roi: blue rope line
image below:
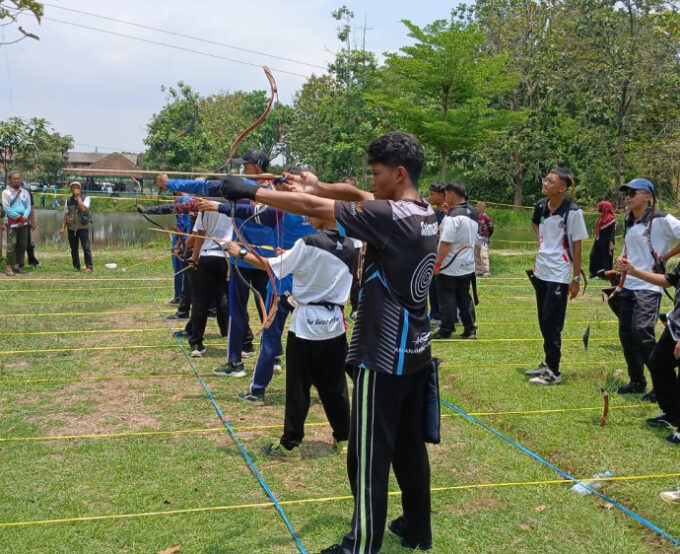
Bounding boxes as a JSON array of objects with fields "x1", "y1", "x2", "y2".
[
  {"x1": 440, "y1": 398, "x2": 680, "y2": 548},
  {"x1": 149, "y1": 289, "x2": 307, "y2": 553}
]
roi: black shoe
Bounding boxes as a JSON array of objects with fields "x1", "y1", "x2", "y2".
[
  {"x1": 167, "y1": 313, "x2": 189, "y2": 320},
  {"x1": 28, "y1": 260, "x2": 41, "y2": 267},
  {"x1": 318, "y1": 545, "x2": 346, "y2": 554},
  {"x1": 617, "y1": 381, "x2": 646, "y2": 394},
  {"x1": 432, "y1": 328, "x2": 452, "y2": 339},
  {"x1": 641, "y1": 390, "x2": 657, "y2": 403},
  {"x1": 646, "y1": 413, "x2": 677, "y2": 428},
  {"x1": 172, "y1": 330, "x2": 189, "y2": 338},
  {"x1": 237, "y1": 389, "x2": 265, "y2": 406},
  {"x1": 14, "y1": 267, "x2": 29, "y2": 274},
  {"x1": 460, "y1": 330, "x2": 477, "y2": 340},
  {"x1": 213, "y1": 362, "x2": 246, "y2": 377},
  {"x1": 666, "y1": 431, "x2": 680, "y2": 445},
  {"x1": 387, "y1": 516, "x2": 432, "y2": 550},
  {"x1": 166, "y1": 297, "x2": 181, "y2": 305}
]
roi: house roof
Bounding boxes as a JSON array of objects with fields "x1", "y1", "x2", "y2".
[
  {"x1": 67, "y1": 152, "x2": 139, "y2": 165},
  {"x1": 72, "y1": 153, "x2": 144, "y2": 178}
]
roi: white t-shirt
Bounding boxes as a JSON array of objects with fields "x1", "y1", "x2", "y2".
[
  {"x1": 193, "y1": 211, "x2": 233, "y2": 258},
  {"x1": 623, "y1": 208, "x2": 680, "y2": 293},
  {"x1": 269, "y1": 230, "x2": 355, "y2": 340},
  {"x1": 439, "y1": 203, "x2": 478, "y2": 276},
  {"x1": 532, "y1": 198, "x2": 588, "y2": 284}
]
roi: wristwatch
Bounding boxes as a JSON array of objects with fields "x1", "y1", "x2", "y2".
[
  {"x1": 238, "y1": 247, "x2": 248, "y2": 259},
  {"x1": 572, "y1": 275, "x2": 581, "y2": 282}
]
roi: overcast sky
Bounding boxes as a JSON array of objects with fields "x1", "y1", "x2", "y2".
[{"x1": 1, "y1": 1, "x2": 459, "y2": 154}]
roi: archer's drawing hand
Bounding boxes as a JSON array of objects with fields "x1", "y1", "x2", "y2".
[
  {"x1": 616, "y1": 257, "x2": 635, "y2": 273},
  {"x1": 156, "y1": 174, "x2": 168, "y2": 192}
]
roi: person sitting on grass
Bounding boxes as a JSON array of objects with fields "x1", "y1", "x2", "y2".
[
  {"x1": 616, "y1": 256, "x2": 680, "y2": 446},
  {"x1": 225, "y1": 216, "x2": 355, "y2": 458}
]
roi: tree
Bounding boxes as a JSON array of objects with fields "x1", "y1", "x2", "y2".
[
  {"x1": 0, "y1": 117, "x2": 50, "y2": 177},
  {"x1": 143, "y1": 83, "x2": 212, "y2": 171},
  {"x1": 0, "y1": 1, "x2": 42, "y2": 43},
  {"x1": 373, "y1": 17, "x2": 525, "y2": 180},
  {"x1": 288, "y1": 6, "x2": 381, "y2": 182}
]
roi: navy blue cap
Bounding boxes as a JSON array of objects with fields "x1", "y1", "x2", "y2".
[
  {"x1": 232, "y1": 148, "x2": 269, "y2": 171},
  {"x1": 619, "y1": 178, "x2": 654, "y2": 195}
]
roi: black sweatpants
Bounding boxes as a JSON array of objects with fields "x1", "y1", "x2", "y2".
[
  {"x1": 533, "y1": 276, "x2": 568, "y2": 375},
  {"x1": 341, "y1": 366, "x2": 432, "y2": 554},
  {"x1": 280, "y1": 331, "x2": 350, "y2": 449},
  {"x1": 646, "y1": 327, "x2": 680, "y2": 427},
  {"x1": 608, "y1": 288, "x2": 661, "y2": 385},
  {"x1": 189, "y1": 256, "x2": 229, "y2": 348},
  {"x1": 436, "y1": 272, "x2": 476, "y2": 334}
]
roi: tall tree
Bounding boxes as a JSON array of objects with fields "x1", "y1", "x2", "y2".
[
  {"x1": 288, "y1": 6, "x2": 381, "y2": 183},
  {"x1": 0, "y1": 0, "x2": 42, "y2": 42},
  {"x1": 0, "y1": 117, "x2": 50, "y2": 177},
  {"x1": 374, "y1": 17, "x2": 525, "y2": 180}
]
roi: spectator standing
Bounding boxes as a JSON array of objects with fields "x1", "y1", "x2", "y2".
[
  {"x1": 59, "y1": 181, "x2": 93, "y2": 272},
  {"x1": 525, "y1": 168, "x2": 588, "y2": 386},
  {"x1": 474, "y1": 201, "x2": 494, "y2": 277},
  {"x1": 589, "y1": 200, "x2": 617, "y2": 278},
  {"x1": 2, "y1": 171, "x2": 31, "y2": 276}
]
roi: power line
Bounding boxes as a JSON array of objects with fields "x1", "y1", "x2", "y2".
[
  {"x1": 43, "y1": 16, "x2": 312, "y2": 79},
  {"x1": 42, "y1": 3, "x2": 327, "y2": 71}
]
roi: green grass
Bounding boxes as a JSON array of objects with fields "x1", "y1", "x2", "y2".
[{"x1": 1, "y1": 244, "x2": 679, "y2": 553}]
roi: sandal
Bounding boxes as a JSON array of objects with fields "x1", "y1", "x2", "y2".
[{"x1": 5, "y1": 268, "x2": 14, "y2": 277}]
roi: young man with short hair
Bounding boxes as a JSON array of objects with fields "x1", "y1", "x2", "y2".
[
  {"x1": 610, "y1": 178, "x2": 680, "y2": 399},
  {"x1": 525, "y1": 168, "x2": 588, "y2": 386},
  {"x1": 433, "y1": 181, "x2": 479, "y2": 340},
  {"x1": 225, "y1": 216, "x2": 354, "y2": 455},
  {"x1": 220, "y1": 132, "x2": 436, "y2": 553}
]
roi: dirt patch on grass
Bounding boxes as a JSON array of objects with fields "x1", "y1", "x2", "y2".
[{"x1": 27, "y1": 379, "x2": 160, "y2": 436}]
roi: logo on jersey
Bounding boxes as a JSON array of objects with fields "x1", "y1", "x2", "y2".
[
  {"x1": 410, "y1": 253, "x2": 436, "y2": 302},
  {"x1": 421, "y1": 221, "x2": 438, "y2": 236},
  {"x1": 351, "y1": 202, "x2": 365, "y2": 216}
]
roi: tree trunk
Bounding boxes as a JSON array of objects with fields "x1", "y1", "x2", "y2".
[
  {"x1": 440, "y1": 149, "x2": 447, "y2": 181},
  {"x1": 513, "y1": 177, "x2": 522, "y2": 206}
]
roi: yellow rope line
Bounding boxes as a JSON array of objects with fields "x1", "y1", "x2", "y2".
[
  {"x1": 0, "y1": 285, "x2": 172, "y2": 293},
  {"x1": 2, "y1": 327, "x2": 173, "y2": 337},
  {"x1": 0, "y1": 404, "x2": 654, "y2": 443},
  {"x1": 4, "y1": 310, "x2": 160, "y2": 318},
  {"x1": 0, "y1": 373, "x2": 190, "y2": 385},
  {"x1": 1, "y1": 472, "x2": 677, "y2": 528},
  {"x1": 4, "y1": 277, "x2": 172, "y2": 282}
]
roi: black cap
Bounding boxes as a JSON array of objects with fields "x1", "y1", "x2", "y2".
[
  {"x1": 232, "y1": 148, "x2": 269, "y2": 171},
  {"x1": 429, "y1": 182, "x2": 445, "y2": 193}
]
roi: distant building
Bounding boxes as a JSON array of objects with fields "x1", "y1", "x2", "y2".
[
  {"x1": 64, "y1": 152, "x2": 144, "y2": 193},
  {"x1": 66, "y1": 152, "x2": 139, "y2": 169}
]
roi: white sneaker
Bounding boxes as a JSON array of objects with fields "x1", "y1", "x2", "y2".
[
  {"x1": 273, "y1": 357, "x2": 283, "y2": 373},
  {"x1": 529, "y1": 369, "x2": 562, "y2": 386},
  {"x1": 660, "y1": 488, "x2": 680, "y2": 503},
  {"x1": 525, "y1": 362, "x2": 550, "y2": 376},
  {"x1": 190, "y1": 346, "x2": 206, "y2": 358}
]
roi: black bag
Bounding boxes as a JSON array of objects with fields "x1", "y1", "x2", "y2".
[
  {"x1": 78, "y1": 211, "x2": 92, "y2": 225},
  {"x1": 423, "y1": 357, "x2": 441, "y2": 444}
]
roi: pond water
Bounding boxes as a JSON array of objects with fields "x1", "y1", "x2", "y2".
[
  {"x1": 32, "y1": 209, "x2": 176, "y2": 247},
  {"x1": 29, "y1": 208, "x2": 540, "y2": 248}
]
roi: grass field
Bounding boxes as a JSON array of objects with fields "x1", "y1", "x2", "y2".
[{"x1": 1, "y1": 244, "x2": 679, "y2": 553}]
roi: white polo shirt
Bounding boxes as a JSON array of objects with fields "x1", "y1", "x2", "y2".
[
  {"x1": 623, "y1": 207, "x2": 680, "y2": 293},
  {"x1": 193, "y1": 211, "x2": 233, "y2": 258},
  {"x1": 439, "y1": 202, "x2": 478, "y2": 276},
  {"x1": 532, "y1": 198, "x2": 588, "y2": 284}
]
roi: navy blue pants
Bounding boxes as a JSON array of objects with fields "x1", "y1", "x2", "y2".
[
  {"x1": 227, "y1": 265, "x2": 269, "y2": 364},
  {"x1": 249, "y1": 294, "x2": 292, "y2": 395},
  {"x1": 172, "y1": 238, "x2": 185, "y2": 299}
]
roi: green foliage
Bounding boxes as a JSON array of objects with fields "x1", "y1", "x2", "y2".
[
  {"x1": 287, "y1": 8, "x2": 381, "y2": 183},
  {"x1": 372, "y1": 18, "x2": 525, "y2": 179},
  {"x1": 0, "y1": 117, "x2": 51, "y2": 177}
]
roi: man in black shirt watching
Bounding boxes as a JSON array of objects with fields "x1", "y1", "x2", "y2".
[{"x1": 220, "y1": 132, "x2": 437, "y2": 553}]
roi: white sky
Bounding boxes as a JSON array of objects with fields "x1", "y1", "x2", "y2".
[{"x1": 1, "y1": 1, "x2": 458, "y2": 153}]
